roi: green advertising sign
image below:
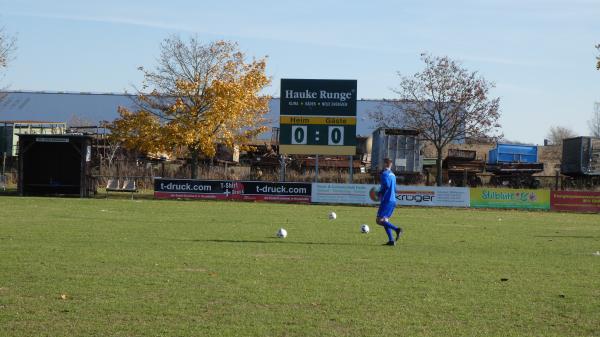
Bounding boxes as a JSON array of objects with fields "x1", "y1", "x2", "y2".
[
  {"x1": 280, "y1": 79, "x2": 357, "y2": 116},
  {"x1": 470, "y1": 188, "x2": 550, "y2": 210}
]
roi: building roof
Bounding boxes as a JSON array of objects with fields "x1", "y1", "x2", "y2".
[
  {"x1": 0, "y1": 120, "x2": 66, "y2": 124},
  {"x1": 0, "y1": 91, "x2": 403, "y2": 140},
  {"x1": 0, "y1": 91, "x2": 137, "y2": 125},
  {"x1": 17, "y1": 133, "x2": 92, "y2": 139}
]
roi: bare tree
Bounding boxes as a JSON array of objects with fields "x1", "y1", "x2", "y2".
[
  {"x1": 589, "y1": 103, "x2": 600, "y2": 138},
  {"x1": 546, "y1": 126, "x2": 577, "y2": 145},
  {"x1": 0, "y1": 25, "x2": 16, "y2": 101},
  {"x1": 0, "y1": 26, "x2": 15, "y2": 68},
  {"x1": 596, "y1": 44, "x2": 599, "y2": 70},
  {"x1": 371, "y1": 54, "x2": 500, "y2": 186},
  {"x1": 68, "y1": 114, "x2": 96, "y2": 128}
]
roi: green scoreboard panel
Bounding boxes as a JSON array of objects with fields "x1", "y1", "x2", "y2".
[{"x1": 279, "y1": 79, "x2": 357, "y2": 155}]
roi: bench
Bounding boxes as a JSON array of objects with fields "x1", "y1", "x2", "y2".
[{"x1": 106, "y1": 178, "x2": 138, "y2": 199}]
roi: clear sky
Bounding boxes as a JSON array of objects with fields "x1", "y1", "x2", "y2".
[{"x1": 1, "y1": 0, "x2": 598, "y2": 144}]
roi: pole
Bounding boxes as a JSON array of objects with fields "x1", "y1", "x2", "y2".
[
  {"x1": 349, "y1": 155, "x2": 353, "y2": 183},
  {"x1": 315, "y1": 154, "x2": 319, "y2": 182},
  {"x1": 279, "y1": 154, "x2": 285, "y2": 182},
  {"x1": 1, "y1": 152, "x2": 5, "y2": 191}
]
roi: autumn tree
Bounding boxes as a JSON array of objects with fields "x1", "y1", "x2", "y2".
[
  {"x1": 589, "y1": 103, "x2": 600, "y2": 138},
  {"x1": 371, "y1": 54, "x2": 500, "y2": 186},
  {"x1": 109, "y1": 36, "x2": 270, "y2": 178},
  {"x1": 546, "y1": 126, "x2": 577, "y2": 145}
]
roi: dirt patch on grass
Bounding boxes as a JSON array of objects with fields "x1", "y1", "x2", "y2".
[{"x1": 178, "y1": 268, "x2": 208, "y2": 272}]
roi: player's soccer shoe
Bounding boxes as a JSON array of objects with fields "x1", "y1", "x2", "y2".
[
  {"x1": 395, "y1": 228, "x2": 403, "y2": 241},
  {"x1": 383, "y1": 241, "x2": 395, "y2": 246}
]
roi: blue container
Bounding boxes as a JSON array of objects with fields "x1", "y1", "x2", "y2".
[{"x1": 488, "y1": 144, "x2": 538, "y2": 164}]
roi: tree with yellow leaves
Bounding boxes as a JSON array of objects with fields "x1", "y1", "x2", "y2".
[{"x1": 109, "y1": 36, "x2": 270, "y2": 178}]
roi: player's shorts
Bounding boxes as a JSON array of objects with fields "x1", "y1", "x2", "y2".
[{"x1": 377, "y1": 202, "x2": 396, "y2": 218}]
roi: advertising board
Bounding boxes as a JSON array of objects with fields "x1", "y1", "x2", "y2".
[
  {"x1": 551, "y1": 191, "x2": 600, "y2": 213},
  {"x1": 394, "y1": 186, "x2": 470, "y2": 207},
  {"x1": 470, "y1": 188, "x2": 550, "y2": 210},
  {"x1": 311, "y1": 183, "x2": 372, "y2": 204},
  {"x1": 154, "y1": 178, "x2": 311, "y2": 202},
  {"x1": 311, "y1": 183, "x2": 470, "y2": 207}
]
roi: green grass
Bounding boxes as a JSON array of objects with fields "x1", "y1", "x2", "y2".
[{"x1": 0, "y1": 197, "x2": 599, "y2": 337}]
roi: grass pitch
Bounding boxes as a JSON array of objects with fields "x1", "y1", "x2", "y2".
[{"x1": 0, "y1": 197, "x2": 599, "y2": 337}]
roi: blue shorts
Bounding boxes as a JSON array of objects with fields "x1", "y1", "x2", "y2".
[{"x1": 377, "y1": 202, "x2": 396, "y2": 218}]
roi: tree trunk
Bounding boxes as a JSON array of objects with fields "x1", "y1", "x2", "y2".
[
  {"x1": 190, "y1": 150, "x2": 199, "y2": 179},
  {"x1": 436, "y1": 148, "x2": 444, "y2": 186}
]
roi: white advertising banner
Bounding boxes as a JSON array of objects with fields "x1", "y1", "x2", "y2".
[
  {"x1": 394, "y1": 186, "x2": 470, "y2": 207},
  {"x1": 311, "y1": 183, "x2": 373, "y2": 204},
  {"x1": 311, "y1": 183, "x2": 470, "y2": 207}
]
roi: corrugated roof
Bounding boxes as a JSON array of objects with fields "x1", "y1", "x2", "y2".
[
  {"x1": 0, "y1": 91, "x2": 406, "y2": 139},
  {"x1": 0, "y1": 120, "x2": 65, "y2": 124}
]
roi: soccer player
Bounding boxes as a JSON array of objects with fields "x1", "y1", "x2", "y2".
[{"x1": 376, "y1": 158, "x2": 403, "y2": 246}]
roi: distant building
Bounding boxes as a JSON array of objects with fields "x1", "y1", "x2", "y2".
[
  {"x1": 0, "y1": 91, "x2": 400, "y2": 140},
  {"x1": 0, "y1": 91, "x2": 138, "y2": 126},
  {"x1": 0, "y1": 121, "x2": 67, "y2": 156}
]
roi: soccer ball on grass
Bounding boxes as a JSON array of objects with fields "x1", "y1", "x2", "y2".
[
  {"x1": 328, "y1": 212, "x2": 337, "y2": 220},
  {"x1": 276, "y1": 228, "x2": 287, "y2": 238},
  {"x1": 360, "y1": 224, "x2": 370, "y2": 234}
]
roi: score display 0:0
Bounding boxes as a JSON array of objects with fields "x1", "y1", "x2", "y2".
[{"x1": 290, "y1": 125, "x2": 345, "y2": 146}]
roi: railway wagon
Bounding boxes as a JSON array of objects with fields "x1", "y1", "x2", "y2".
[
  {"x1": 443, "y1": 149, "x2": 485, "y2": 187},
  {"x1": 371, "y1": 128, "x2": 422, "y2": 184},
  {"x1": 486, "y1": 143, "x2": 544, "y2": 188},
  {"x1": 561, "y1": 136, "x2": 600, "y2": 187}
]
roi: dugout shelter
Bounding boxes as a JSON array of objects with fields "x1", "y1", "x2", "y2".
[{"x1": 18, "y1": 134, "x2": 93, "y2": 197}]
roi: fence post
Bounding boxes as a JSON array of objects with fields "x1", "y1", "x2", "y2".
[
  {"x1": 279, "y1": 155, "x2": 285, "y2": 182},
  {"x1": 315, "y1": 155, "x2": 319, "y2": 183},
  {"x1": 349, "y1": 155, "x2": 353, "y2": 183}
]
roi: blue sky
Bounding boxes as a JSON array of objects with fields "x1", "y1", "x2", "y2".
[{"x1": 1, "y1": 0, "x2": 598, "y2": 143}]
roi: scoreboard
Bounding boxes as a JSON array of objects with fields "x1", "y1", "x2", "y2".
[{"x1": 279, "y1": 79, "x2": 357, "y2": 155}]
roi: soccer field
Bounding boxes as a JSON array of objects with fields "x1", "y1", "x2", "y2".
[{"x1": 0, "y1": 197, "x2": 599, "y2": 337}]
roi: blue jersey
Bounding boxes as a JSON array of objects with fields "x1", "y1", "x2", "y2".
[{"x1": 379, "y1": 169, "x2": 396, "y2": 206}]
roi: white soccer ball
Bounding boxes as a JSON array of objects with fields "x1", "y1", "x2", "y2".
[
  {"x1": 328, "y1": 212, "x2": 337, "y2": 220},
  {"x1": 360, "y1": 224, "x2": 370, "y2": 234},
  {"x1": 276, "y1": 228, "x2": 287, "y2": 238}
]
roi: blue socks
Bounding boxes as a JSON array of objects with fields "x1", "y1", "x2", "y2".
[{"x1": 381, "y1": 221, "x2": 399, "y2": 242}]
